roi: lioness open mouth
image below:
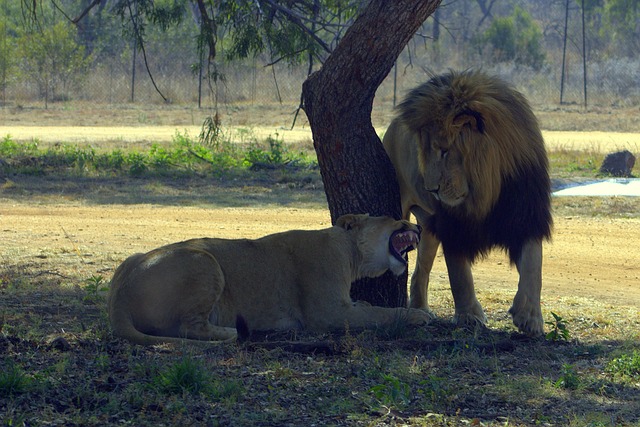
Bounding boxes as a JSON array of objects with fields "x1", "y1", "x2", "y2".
[{"x1": 389, "y1": 229, "x2": 420, "y2": 264}]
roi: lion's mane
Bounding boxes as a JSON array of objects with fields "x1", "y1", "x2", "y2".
[{"x1": 397, "y1": 70, "x2": 552, "y2": 263}]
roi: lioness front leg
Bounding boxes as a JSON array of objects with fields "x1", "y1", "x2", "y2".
[
  {"x1": 444, "y1": 251, "x2": 487, "y2": 327},
  {"x1": 509, "y1": 239, "x2": 544, "y2": 336},
  {"x1": 310, "y1": 303, "x2": 431, "y2": 331}
]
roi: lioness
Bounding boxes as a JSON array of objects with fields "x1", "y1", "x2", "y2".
[
  {"x1": 383, "y1": 70, "x2": 553, "y2": 336},
  {"x1": 108, "y1": 214, "x2": 431, "y2": 345}
]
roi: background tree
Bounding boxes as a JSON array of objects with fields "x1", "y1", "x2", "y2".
[
  {"x1": 0, "y1": 20, "x2": 16, "y2": 103},
  {"x1": 473, "y1": 5, "x2": 545, "y2": 69},
  {"x1": 13, "y1": 0, "x2": 640, "y2": 108},
  {"x1": 18, "y1": 0, "x2": 366, "y2": 105},
  {"x1": 18, "y1": 20, "x2": 91, "y2": 107},
  {"x1": 1, "y1": 1, "x2": 24, "y2": 103},
  {"x1": 583, "y1": 0, "x2": 639, "y2": 58}
]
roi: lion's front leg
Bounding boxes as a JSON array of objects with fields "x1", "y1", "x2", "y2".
[
  {"x1": 408, "y1": 229, "x2": 439, "y2": 319},
  {"x1": 509, "y1": 239, "x2": 544, "y2": 336},
  {"x1": 444, "y1": 251, "x2": 487, "y2": 327}
]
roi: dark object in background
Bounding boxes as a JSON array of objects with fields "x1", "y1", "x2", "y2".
[{"x1": 599, "y1": 150, "x2": 636, "y2": 177}]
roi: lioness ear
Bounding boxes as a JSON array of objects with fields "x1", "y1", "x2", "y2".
[
  {"x1": 336, "y1": 214, "x2": 367, "y2": 230},
  {"x1": 453, "y1": 110, "x2": 485, "y2": 134}
]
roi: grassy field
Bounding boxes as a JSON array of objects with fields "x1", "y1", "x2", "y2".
[{"x1": 1, "y1": 104, "x2": 639, "y2": 426}]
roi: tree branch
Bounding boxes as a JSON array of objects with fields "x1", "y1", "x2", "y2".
[
  {"x1": 260, "y1": 0, "x2": 332, "y2": 54},
  {"x1": 196, "y1": 0, "x2": 217, "y2": 61},
  {"x1": 73, "y1": 0, "x2": 104, "y2": 24},
  {"x1": 263, "y1": 48, "x2": 308, "y2": 67},
  {"x1": 126, "y1": 0, "x2": 169, "y2": 102}
]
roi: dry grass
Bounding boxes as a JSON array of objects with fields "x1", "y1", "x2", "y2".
[
  {"x1": 2, "y1": 100, "x2": 640, "y2": 132},
  {"x1": 534, "y1": 104, "x2": 640, "y2": 133}
]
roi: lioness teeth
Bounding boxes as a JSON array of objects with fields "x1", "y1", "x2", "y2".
[{"x1": 391, "y1": 230, "x2": 420, "y2": 256}]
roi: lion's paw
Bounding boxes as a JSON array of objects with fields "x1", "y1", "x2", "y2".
[
  {"x1": 453, "y1": 309, "x2": 488, "y2": 328},
  {"x1": 509, "y1": 306, "x2": 544, "y2": 337}
]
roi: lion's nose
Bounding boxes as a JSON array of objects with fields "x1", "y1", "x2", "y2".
[
  {"x1": 427, "y1": 185, "x2": 440, "y2": 195},
  {"x1": 427, "y1": 185, "x2": 441, "y2": 200}
]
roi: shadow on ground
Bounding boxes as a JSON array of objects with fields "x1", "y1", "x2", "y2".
[{"x1": 0, "y1": 173, "x2": 327, "y2": 208}]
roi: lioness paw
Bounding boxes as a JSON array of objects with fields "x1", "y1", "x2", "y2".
[
  {"x1": 418, "y1": 307, "x2": 437, "y2": 320},
  {"x1": 406, "y1": 308, "x2": 432, "y2": 325}
]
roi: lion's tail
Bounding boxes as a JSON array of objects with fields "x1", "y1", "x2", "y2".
[{"x1": 108, "y1": 254, "x2": 233, "y2": 347}]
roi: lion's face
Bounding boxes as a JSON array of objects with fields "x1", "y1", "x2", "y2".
[
  {"x1": 395, "y1": 70, "x2": 544, "y2": 219},
  {"x1": 418, "y1": 127, "x2": 470, "y2": 208},
  {"x1": 336, "y1": 214, "x2": 421, "y2": 277}
]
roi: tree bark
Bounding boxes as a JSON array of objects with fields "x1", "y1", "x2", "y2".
[{"x1": 302, "y1": 0, "x2": 441, "y2": 307}]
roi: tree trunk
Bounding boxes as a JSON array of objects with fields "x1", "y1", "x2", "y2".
[{"x1": 302, "y1": 0, "x2": 441, "y2": 307}]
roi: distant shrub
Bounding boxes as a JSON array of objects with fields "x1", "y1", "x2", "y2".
[{"x1": 475, "y1": 6, "x2": 545, "y2": 70}]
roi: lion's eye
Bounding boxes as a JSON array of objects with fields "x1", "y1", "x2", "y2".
[{"x1": 439, "y1": 149, "x2": 449, "y2": 160}]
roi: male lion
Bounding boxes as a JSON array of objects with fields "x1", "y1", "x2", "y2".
[
  {"x1": 383, "y1": 70, "x2": 553, "y2": 336},
  {"x1": 108, "y1": 214, "x2": 431, "y2": 346}
]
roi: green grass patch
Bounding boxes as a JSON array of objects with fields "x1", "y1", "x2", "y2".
[
  {"x1": 152, "y1": 356, "x2": 242, "y2": 399},
  {"x1": 606, "y1": 350, "x2": 640, "y2": 380},
  {"x1": 0, "y1": 130, "x2": 318, "y2": 179},
  {"x1": 547, "y1": 147, "x2": 605, "y2": 178},
  {"x1": 3, "y1": 133, "x2": 627, "y2": 184},
  {"x1": 0, "y1": 362, "x2": 34, "y2": 397}
]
